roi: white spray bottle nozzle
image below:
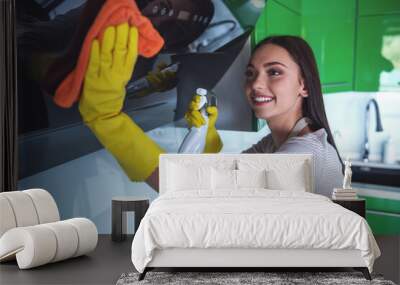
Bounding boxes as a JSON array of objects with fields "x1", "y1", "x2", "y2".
[
  {"x1": 196, "y1": 88, "x2": 208, "y2": 112},
  {"x1": 196, "y1": 88, "x2": 207, "y2": 96}
]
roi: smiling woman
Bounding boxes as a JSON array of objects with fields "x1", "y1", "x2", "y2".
[
  {"x1": 244, "y1": 44, "x2": 308, "y2": 131},
  {"x1": 240, "y1": 35, "x2": 344, "y2": 197},
  {"x1": 156, "y1": 35, "x2": 345, "y2": 197}
]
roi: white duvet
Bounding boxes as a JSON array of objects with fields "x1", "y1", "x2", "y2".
[{"x1": 131, "y1": 189, "x2": 380, "y2": 273}]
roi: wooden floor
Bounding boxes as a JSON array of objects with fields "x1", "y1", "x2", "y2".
[{"x1": 0, "y1": 235, "x2": 134, "y2": 285}]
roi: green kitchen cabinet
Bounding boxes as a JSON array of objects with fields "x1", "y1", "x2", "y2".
[
  {"x1": 363, "y1": 195, "x2": 400, "y2": 215},
  {"x1": 358, "y1": 0, "x2": 400, "y2": 16},
  {"x1": 254, "y1": 0, "x2": 356, "y2": 94},
  {"x1": 365, "y1": 211, "x2": 400, "y2": 235},
  {"x1": 358, "y1": 189, "x2": 400, "y2": 235},
  {"x1": 251, "y1": 0, "x2": 400, "y2": 130},
  {"x1": 354, "y1": 14, "x2": 400, "y2": 92},
  {"x1": 274, "y1": 0, "x2": 302, "y2": 14},
  {"x1": 301, "y1": 0, "x2": 356, "y2": 94},
  {"x1": 253, "y1": 0, "x2": 301, "y2": 44}
]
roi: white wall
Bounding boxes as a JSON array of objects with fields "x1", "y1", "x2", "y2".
[{"x1": 324, "y1": 91, "x2": 400, "y2": 163}]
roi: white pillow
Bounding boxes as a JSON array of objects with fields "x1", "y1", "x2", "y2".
[
  {"x1": 266, "y1": 162, "x2": 307, "y2": 191},
  {"x1": 237, "y1": 157, "x2": 311, "y2": 192},
  {"x1": 212, "y1": 168, "x2": 237, "y2": 190},
  {"x1": 167, "y1": 162, "x2": 212, "y2": 191},
  {"x1": 211, "y1": 168, "x2": 268, "y2": 190},
  {"x1": 236, "y1": 169, "x2": 268, "y2": 188}
]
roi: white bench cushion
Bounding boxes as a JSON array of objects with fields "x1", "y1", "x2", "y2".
[
  {"x1": 0, "y1": 189, "x2": 98, "y2": 269},
  {"x1": 0, "y1": 218, "x2": 97, "y2": 269},
  {"x1": 0, "y1": 189, "x2": 60, "y2": 237}
]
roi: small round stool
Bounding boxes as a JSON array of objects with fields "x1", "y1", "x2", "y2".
[{"x1": 111, "y1": 196, "x2": 149, "y2": 242}]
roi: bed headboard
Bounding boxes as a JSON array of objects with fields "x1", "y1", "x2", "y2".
[{"x1": 159, "y1": 153, "x2": 314, "y2": 195}]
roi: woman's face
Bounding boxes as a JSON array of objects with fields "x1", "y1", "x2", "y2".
[{"x1": 244, "y1": 43, "x2": 308, "y2": 120}]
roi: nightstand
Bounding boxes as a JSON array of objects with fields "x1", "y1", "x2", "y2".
[
  {"x1": 112, "y1": 196, "x2": 149, "y2": 242},
  {"x1": 332, "y1": 198, "x2": 366, "y2": 218}
]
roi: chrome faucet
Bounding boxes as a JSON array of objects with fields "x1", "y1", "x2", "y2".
[{"x1": 362, "y1": 98, "x2": 383, "y2": 162}]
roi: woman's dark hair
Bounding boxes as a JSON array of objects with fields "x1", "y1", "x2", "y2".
[{"x1": 253, "y1": 35, "x2": 344, "y2": 173}]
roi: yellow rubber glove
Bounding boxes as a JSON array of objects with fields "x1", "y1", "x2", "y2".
[
  {"x1": 147, "y1": 62, "x2": 177, "y2": 92},
  {"x1": 134, "y1": 62, "x2": 177, "y2": 97},
  {"x1": 184, "y1": 95, "x2": 223, "y2": 153},
  {"x1": 79, "y1": 23, "x2": 165, "y2": 181}
]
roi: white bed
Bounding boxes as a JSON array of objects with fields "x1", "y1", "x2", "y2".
[{"x1": 131, "y1": 154, "x2": 380, "y2": 280}]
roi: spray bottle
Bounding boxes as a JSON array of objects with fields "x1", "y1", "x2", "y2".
[{"x1": 178, "y1": 88, "x2": 211, "y2": 153}]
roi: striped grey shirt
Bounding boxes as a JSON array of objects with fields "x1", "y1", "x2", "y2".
[{"x1": 241, "y1": 128, "x2": 344, "y2": 198}]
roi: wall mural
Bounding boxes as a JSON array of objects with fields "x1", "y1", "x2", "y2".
[{"x1": 17, "y1": 0, "x2": 265, "y2": 178}]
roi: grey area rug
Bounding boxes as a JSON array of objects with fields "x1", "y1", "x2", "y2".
[{"x1": 116, "y1": 271, "x2": 396, "y2": 285}]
